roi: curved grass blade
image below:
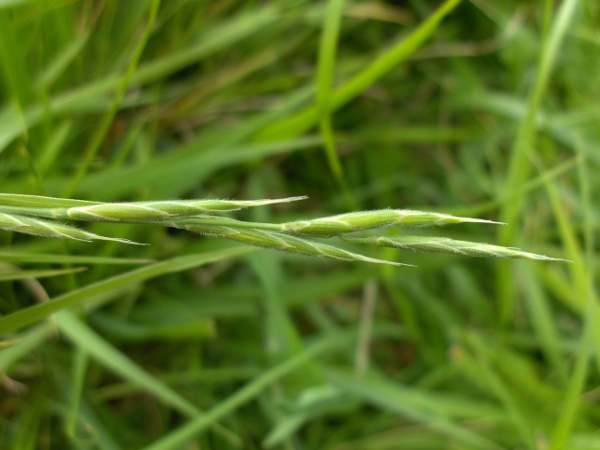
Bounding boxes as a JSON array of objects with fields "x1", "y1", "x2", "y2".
[
  {"x1": 55, "y1": 311, "x2": 241, "y2": 445},
  {"x1": 343, "y1": 235, "x2": 567, "y2": 261},
  {"x1": 327, "y1": 368, "x2": 503, "y2": 450},
  {"x1": 0, "y1": 246, "x2": 254, "y2": 336},
  {"x1": 142, "y1": 330, "x2": 365, "y2": 450},
  {"x1": 255, "y1": 0, "x2": 464, "y2": 141}
]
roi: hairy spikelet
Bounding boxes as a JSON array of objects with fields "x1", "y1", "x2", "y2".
[
  {"x1": 343, "y1": 235, "x2": 566, "y2": 261},
  {"x1": 178, "y1": 224, "x2": 412, "y2": 266},
  {"x1": 276, "y1": 210, "x2": 501, "y2": 236},
  {"x1": 0, "y1": 213, "x2": 139, "y2": 244},
  {"x1": 63, "y1": 197, "x2": 307, "y2": 221}
]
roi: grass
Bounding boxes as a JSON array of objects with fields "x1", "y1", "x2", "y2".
[{"x1": 0, "y1": 1, "x2": 598, "y2": 449}]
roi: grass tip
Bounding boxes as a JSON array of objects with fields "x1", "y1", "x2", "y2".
[
  {"x1": 273, "y1": 195, "x2": 308, "y2": 203},
  {"x1": 464, "y1": 217, "x2": 505, "y2": 225},
  {"x1": 102, "y1": 237, "x2": 147, "y2": 245},
  {"x1": 364, "y1": 256, "x2": 415, "y2": 267}
]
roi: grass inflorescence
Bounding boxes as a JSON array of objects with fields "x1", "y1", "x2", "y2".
[
  {"x1": 0, "y1": 1, "x2": 595, "y2": 449},
  {"x1": 0, "y1": 194, "x2": 563, "y2": 266}
]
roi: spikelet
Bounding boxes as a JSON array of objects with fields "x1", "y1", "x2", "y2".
[
  {"x1": 65, "y1": 197, "x2": 307, "y2": 221},
  {"x1": 277, "y1": 210, "x2": 502, "y2": 236},
  {"x1": 178, "y1": 224, "x2": 411, "y2": 267},
  {"x1": 0, "y1": 213, "x2": 140, "y2": 244},
  {"x1": 342, "y1": 235, "x2": 566, "y2": 261}
]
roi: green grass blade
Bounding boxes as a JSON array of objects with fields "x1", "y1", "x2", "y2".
[
  {"x1": 496, "y1": 0, "x2": 579, "y2": 323},
  {"x1": 518, "y1": 263, "x2": 568, "y2": 384},
  {"x1": 547, "y1": 131, "x2": 597, "y2": 448},
  {"x1": 0, "y1": 324, "x2": 52, "y2": 373},
  {"x1": 316, "y1": 0, "x2": 355, "y2": 206},
  {"x1": 0, "y1": 266, "x2": 86, "y2": 281},
  {"x1": 0, "y1": 252, "x2": 152, "y2": 265},
  {"x1": 141, "y1": 331, "x2": 359, "y2": 450},
  {"x1": 56, "y1": 311, "x2": 200, "y2": 417},
  {"x1": 55, "y1": 310, "x2": 241, "y2": 445},
  {"x1": 256, "y1": 0, "x2": 463, "y2": 140},
  {"x1": 0, "y1": 246, "x2": 253, "y2": 336},
  {"x1": 327, "y1": 368, "x2": 502, "y2": 450},
  {"x1": 460, "y1": 331, "x2": 537, "y2": 448},
  {"x1": 0, "y1": 4, "x2": 281, "y2": 155},
  {"x1": 64, "y1": 0, "x2": 160, "y2": 196}
]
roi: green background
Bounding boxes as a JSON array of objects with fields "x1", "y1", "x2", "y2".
[{"x1": 0, "y1": 1, "x2": 598, "y2": 449}]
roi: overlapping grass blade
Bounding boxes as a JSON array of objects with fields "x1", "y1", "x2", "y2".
[
  {"x1": 55, "y1": 310, "x2": 240, "y2": 445},
  {"x1": 0, "y1": 247, "x2": 253, "y2": 336},
  {"x1": 0, "y1": 1, "x2": 591, "y2": 449},
  {"x1": 0, "y1": 4, "x2": 283, "y2": 155},
  {"x1": 496, "y1": 0, "x2": 579, "y2": 323},
  {"x1": 256, "y1": 0, "x2": 464, "y2": 140},
  {"x1": 142, "y1": 331, "x2": 362, "y2": 450},
  {"x1": 327, "y1": 368, "x2": 502, "y2": 450}
]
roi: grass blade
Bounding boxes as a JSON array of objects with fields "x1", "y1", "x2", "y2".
[
  {"x1": 0, "y1": 246, "x2": 253, "y2": 336},
  {"x1": 142, "y1": 331, "x2": 360, "y2": 450},
  {"x1": 256, "y1": 0, "x2": 463, "y2": 140}
]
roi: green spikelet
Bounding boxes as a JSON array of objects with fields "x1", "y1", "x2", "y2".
[
  {"x1": 65, "y1": 197, "x2": 307, "y2": 221},
  {"x1": 179, "y1": 225, "x2": 412, "y2": 267},
  {"x1": 342, "y1": 235, "x2": 566, "y2": 261},
  {"x1": 277, "y1": 210, "x2": 502, "y2": 236},
  {"x1": 0, "y1": 213, "x2": 140, "y2": 244}
]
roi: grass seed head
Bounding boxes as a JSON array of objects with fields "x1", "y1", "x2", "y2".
[{"x1": 279, "y1": 210, "x2": 501, "y2": 236}]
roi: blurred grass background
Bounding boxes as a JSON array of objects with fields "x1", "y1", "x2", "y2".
[{"x1": 0, "y1": 0, "x2": 598, "y2": 449}]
